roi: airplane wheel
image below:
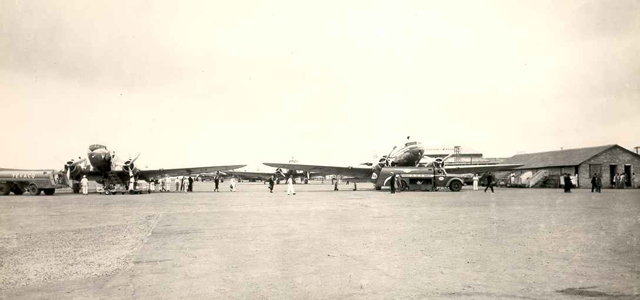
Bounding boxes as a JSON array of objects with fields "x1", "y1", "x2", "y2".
[
  {"x1": 0, "y1": 183, "x2": 10, "y2": 195},
  {"x1": 304, "y1": 179, "x2": 309, "y2": 184},
  {"x1": 449, "y1": 181, "x2": 462, "y2": 192},
  {"x1": 28, "y1": 184, "x2": 40, "y2": 195},
  {"x1": 400, "y1": 180, "x2": 408, "y2": 191},
  {"x1": 105, "y1": 190, "x2": 110, "y2": 195},
  {"x1": 43, "y1": 189, "x2": 55, "y2": 195}
]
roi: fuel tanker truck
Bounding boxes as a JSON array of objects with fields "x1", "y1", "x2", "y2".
[{"x1": 0, "y1": 169, "x2": 65, "y2": 195}]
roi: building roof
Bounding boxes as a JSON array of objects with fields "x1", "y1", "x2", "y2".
[{"x1": 504, "y1": 144, "x2": 619, "y2": 169}]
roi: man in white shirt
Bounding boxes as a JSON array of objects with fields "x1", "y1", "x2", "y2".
[
  {"x1": 472, "y1": 174, "x2": 479, "y2": 191},
  {"x1": 80, "y1": 175, "x2": 89, "y2": 195},
  {"x1": 287, "y1": 175, "x2": 296, "y2": 195}
]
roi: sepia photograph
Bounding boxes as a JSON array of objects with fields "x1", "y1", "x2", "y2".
[{"x1": 1, "y1": 0, "x2": 639, "y2": 299}]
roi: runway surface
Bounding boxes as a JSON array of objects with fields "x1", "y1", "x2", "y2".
[{"x1": 1, "y1": 182, "x2": 639, "y2": 299}]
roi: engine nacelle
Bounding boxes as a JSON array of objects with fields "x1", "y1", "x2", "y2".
[{"x1": 65, "y1": 161, "x2": 83, "y2": 179}]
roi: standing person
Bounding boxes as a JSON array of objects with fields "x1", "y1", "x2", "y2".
[
  {"x1": 614, "y1": 173, "x2": 620, "y2": 189},
  {"x1": 484, "y1": 172, "x2": 495, "y2": 193},
  {"x1": 230, "y1": 177, "x2": 237, "y2": 192},
  {"x1": 268, "y1": 176, "x2": 275, "y2": 193},
  {"x1": 287, "y1": 175, "x2": 296, "y2": 195},
  {"x1": 175, "y1": 177, "x2": 180, "y2": 191},
  {"x1": 188, "y1": 176, "x2": 194, "y2": 192},
  {"x1": 591, "y1": 173, "x2": 598, "y2": 193},
  {"x1": 182, "y1": 176, "x2": 189, "y2": 194},
  {"x1": 149, "y1": 179, "x2": 155, "y2": 193},
  {"x1": 390, "y1": 173, "x2": 396, "y2": 194},
  {"x1": 472, "y1": 174, "x2": 479, "y2": 191},
  {"x1": 620, "y1": 173, "x2": 626, "y2": 189},
  {"x1": 334, "y1": 177, "x2": 339, "y2": 191},
  {"x1": 633, "y1": 172, "x2": 637, "y2": 189},
  {"x1": 396, "y1": 174, "x2": 402, "y2": 193},
  {"x1": 80, "y1": 175, "x2": 89, "y2": 195},
  {"x1": 596, "y1": 174, "x2": 602, "y2": 193},
  {"x1": 214, "y1": 171, "x2": 220, "y2": 192},
  {"x1": 563, "y1": 173, "x2": 572, "y2": 193}
]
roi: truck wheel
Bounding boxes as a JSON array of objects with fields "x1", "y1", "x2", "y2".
[
  {"x1": 13, "y1": 188, "x2": 24, "y2": 195},
  {"x1": 43, "y1": 189, "x2": 55, "y2": 195},
  {"x1": 449, "y1": 181, "x2": 462, "y2": 192},
  {"x1": 0, "y1": 183, "x2": 10, "y2": 195},
  {"x1": 28, "y1": 184, "x2": 40, "y2": 195}
]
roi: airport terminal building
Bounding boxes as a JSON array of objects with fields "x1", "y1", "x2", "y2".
[{"x1": 503, "y1": 144, "x2": 640, "y2": 188}]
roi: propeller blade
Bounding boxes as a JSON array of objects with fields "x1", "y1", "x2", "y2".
[
  {"x1": 443, "y1": 153, "x2": 455, "y2": 161},
  {"x1": 66, "y1": 169, "x2": 72, "y2": 188},
  {"x1": 130, "y1": 153, "x2": 141, "y2": 164}
]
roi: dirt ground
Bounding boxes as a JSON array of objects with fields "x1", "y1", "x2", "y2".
[{"x1": 1, "y1": 182, "x2": 639, "y2": 299}]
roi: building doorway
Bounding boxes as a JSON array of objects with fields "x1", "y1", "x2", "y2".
[
  {"x1": 625, "y1": 165, "x2": 632, "y2": 187},
  {"x1": 589, "y1": 164, "x2": 602, "y2": 177},
  {"x1": 609, "y1": 165, "x2": 617, "y2": 187}
]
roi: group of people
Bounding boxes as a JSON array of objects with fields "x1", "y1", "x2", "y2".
[
  {"x1": 612, "y1": 172, "x2": 631, "y2": 189},
  {"x1": 590, "y1": 173, "x2": 603, "y2": 193},
  {"x1": 152, "y1": 176, "x2": 194, "y2": 193}
]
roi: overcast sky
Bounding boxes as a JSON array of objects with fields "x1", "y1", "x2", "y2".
[{"x1": 1, "y1": 0, "x2": 639, "y2": 170}]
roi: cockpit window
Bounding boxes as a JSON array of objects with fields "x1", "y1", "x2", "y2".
[{"x1": 89, "y1": 144, "x2": 107, "y2": 152}]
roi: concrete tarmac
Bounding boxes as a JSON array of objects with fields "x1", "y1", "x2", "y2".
[{"x1": 1, "y1": 182, "x2": 639, "y2": 299}]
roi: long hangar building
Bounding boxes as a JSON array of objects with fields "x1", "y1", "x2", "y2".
[{"x1": 504, "y1": 144, "x2": 640, "y2": 188}]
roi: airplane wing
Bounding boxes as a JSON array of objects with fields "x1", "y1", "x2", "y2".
[
  {"x1": 262, "y1": 163, "x2": 373, "y2": 178},
  {"x1": 138, "y1": 165, "x2": 246, "y2": 180},
  {"x1": 443, "y1": 164, "x2": 523, "y2": 174},
  {"x1": 225, "y1": 171, "x2": 275, "y2": 180}
]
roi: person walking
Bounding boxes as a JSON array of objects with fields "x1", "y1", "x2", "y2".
[
  {"x1": 390, "y1": 173, "x2": 396, "y2": 194},
  {"x1": 287, "y1": 175, "x2": 296, "y2": 195},
  {"x1": 563, "y1": 173, "x2": 572, "y2": 193},
  {"x1": 230, "y1": 177, "x2": 237, "y2": 192},
  {"x1": 334, "y1": 177, "x2": 339, "y2": 191},
  {"x1": 591, "y1": 173, "x2": 598, "y2": 192},
  {"x1": 268, "y1": 176, "x2": 275, "y2": 193},
  {"x1": 214, "y1": 171, "x2": 221, "y2": 192},
  {"x1": 472, "y1": 174, "x2": 479, "y2": 191},
  {"x1": 81, "y1": 175, "x2": 89, "y2": 195},
  {"x1": 484, "y1": 172, "x2": 495, "y2": 193},
  {"x1": 188, "y1": 176, "x2": 194, "y2": 192}
]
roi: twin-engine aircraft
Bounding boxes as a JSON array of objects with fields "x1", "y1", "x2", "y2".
[
  {"x1": 264, "y1": 139, "x2": 522, "y2": 191},
  {"x1": 64, "y1": 144, "x2": 245, "y2": 193}
]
